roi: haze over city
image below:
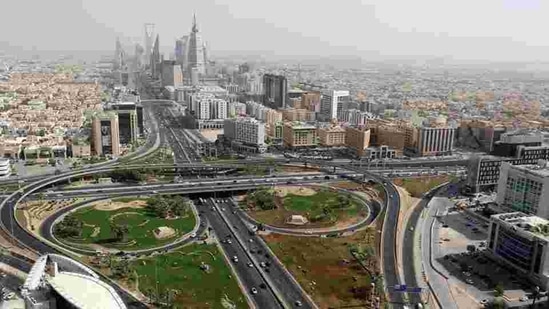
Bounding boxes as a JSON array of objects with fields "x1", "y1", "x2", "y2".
[{"x1": 2, "y1": 0, "x2": 549, "y2": 63}]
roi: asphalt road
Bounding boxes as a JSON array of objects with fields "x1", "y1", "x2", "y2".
[
  {"x1": 215, "y1": 199, "x2": 314, "y2": 309},
  {"x1": 200, "y1": 198, "x2": 282, "y2": 309}
]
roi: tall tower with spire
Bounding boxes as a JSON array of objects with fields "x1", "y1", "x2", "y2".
[{"x1": 187, "y1": 13, "x2": 206, "y2": 76}]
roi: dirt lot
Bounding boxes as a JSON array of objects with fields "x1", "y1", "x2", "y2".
[
  {"x1": 19, "y1": 199, "x2": 80, "y2": 232},
  {"x1": 92, "y1": 200, "x2": 146, "y2": 211},
  {"x1": 154, "y1": 226, "x2": 176, "y2": 239},
  {"x1": 274, "y1": 186, "x2": 316, "y2": 198},
  {"x1": 263, "y1": 228, "x2": 380, "y2": 308}
]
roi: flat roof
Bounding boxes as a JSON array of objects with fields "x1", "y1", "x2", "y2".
[
  {"x1": 507, "y1": 161, "x2": 549, "y2": 178},
  {"x1": 493, "y1": 212, "x2": 549, "y2": 242},
  {"x1": 48, "y1": 272, "x2": 126, "y2": 309}
]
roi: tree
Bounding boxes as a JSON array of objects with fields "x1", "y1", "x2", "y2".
[
  {"x1": 111, "y1": 259, "x2": 131, "y2": 278},
  {"x1": 494, "y1": 283, "x2": 504, "y2": 297},
  {"x1": 111, "y1": 223, "x2": 129, "y2": 242},
  {"x1": 54, "y1": 214, "x2": 83, "y2": 238}
]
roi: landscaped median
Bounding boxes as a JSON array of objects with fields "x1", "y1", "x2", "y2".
[
  {"x1": 242, "y1": 181, "x2": 386, "y2": 308},
  {"x1": 52, "y1": 196, "x2": 196, "y2": 251}
]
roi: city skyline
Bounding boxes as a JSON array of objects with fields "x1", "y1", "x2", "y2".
[{"x1": 1, "y1": 0, "x2": 549, "y2": 63}]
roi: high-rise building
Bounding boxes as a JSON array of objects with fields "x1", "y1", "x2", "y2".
[
  {"x1": 150, "y1": 34, "x2": 161, "y2": 79},
  {"x1": 320, "y1": 90, "x2": 350, "y2": 121},
  {"x1": 161, "y1": 60, "x2": 183, "y2": 87},
  {"x1": 143, "y1": 23, "x2": 155, "y2": 65},
  {"x1": 187, "y1": 14, "x2": 206, "y2": 75},
  {"x1": 91, "y1": 112, "x2": 120, "y2": 157},
  {"x1": 189, "y1": 93, "x2": 227, "y2": 120},
  {"x1": 301, "y1": 91, "x2": 321, "y2": 112},
  {"x1": 113, "y1": 37, "x2": 126, "y2": 71},
  {"x1": 496, "y1": 161, "x2": 549, "y2": 218},
  {"x1": 108, "y1": 102, "x2": 143, "y2": 145},
  {"x1": 263, "y1": 74, "x2": 287, "y2": 109},
  {"x1": 175, "y1": 35, "x2": 189, "y2": 69},
  {"x1": 486, "y1": 212, "x2": 549, "y2": 291}
]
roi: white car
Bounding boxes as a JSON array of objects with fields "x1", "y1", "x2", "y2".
[{"x1": 190, "y1": 233, "x2": 197, "y2": 238}]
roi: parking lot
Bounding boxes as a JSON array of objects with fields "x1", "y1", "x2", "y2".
[{"x1": 433, "y1": 208, "x2": 538, "y2": 305}]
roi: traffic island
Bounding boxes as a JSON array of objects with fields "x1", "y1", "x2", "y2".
[
  {"x1": 51, "y1": 196, "x2": 196, "y2": 252},
  {"x1": 240, "y1": 184, "x2": 370, "y2": 230}
]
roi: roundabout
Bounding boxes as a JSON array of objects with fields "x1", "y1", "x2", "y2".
[
  {"x1": 238, "y1": 184, "x2": 378, "y2": 234},
  {"x1": 40, "y1": 196, "x2": 202, "y2": 255}
]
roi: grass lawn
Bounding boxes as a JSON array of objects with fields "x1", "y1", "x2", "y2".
[
  {"x1": 131, "y1": 243, "x2": 248, "y2": 309},
  {"x1": 263, "y1": 228, "x2": 380, "y2": 308},
  {"x1": 59, "y1": 207, "x2": 195, "y2": 250},
  {"x1": 393, "y1": 175, "x2": 454, "y2": 198},
  {"x1": 247, "y1": 188, "x2": 367, "y2": 228},
  {"x1": 122, "y1": 146, "x2": 174, "y2": 166}
]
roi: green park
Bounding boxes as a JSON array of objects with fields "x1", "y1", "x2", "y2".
[
  {"x1": 244, "y1": 185, "x2": 368, "y2": 228},
  {"x1": 53, "y1": 196, "x2": 196, "y2": 250}
]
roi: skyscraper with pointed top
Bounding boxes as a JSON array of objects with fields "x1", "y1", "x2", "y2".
[
  {"x1": 187, "y1": 13, "x2": 206, "y2": 76},
  {"x1": 150, "y1": 34, "x2": 161, "y2": 79}
]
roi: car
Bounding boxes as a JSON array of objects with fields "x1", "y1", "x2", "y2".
[
  {"x1": 226, "y1": 239, "x2": 232, "y2": 244},
  {"x1": 260, "y1": 262, "x2": 266, "y2": 268},
  {"x1": 247, "y1": 262, "x2": 253, "y2": 268},
  {"x1": 251, "y1": 287, "x2": 258, "y2": 294},
  {"x1": 480, "y1": 299, "x2": 488, "y2": 305},
  {"x1": 465, "y1": 278, "x2": 474, "y2": 285},
  {"x1": 410, "y1": 227, "x2": 414, "y2": 231},
  {"x1": 232, "y1": 256, "x2": 238, "y2": 263},
  {"x1": 295, "y1": 300, "x2": 303, "y2": 307},
  {"x1": 190, "y1": 233, "x2": 197, "y2": 238},
  {"x1": 249, "y1": 239, "x2": 254, "y2": 243},
  {"x1": 520, "y1": 296, "x2": 529, "y2": 302},
  {"x1": 152, "y1": 190, "x2": 158, "y2": 194}
]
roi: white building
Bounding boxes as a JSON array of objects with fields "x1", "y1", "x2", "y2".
[
  {"x1": 190, "y1": 93, "x2": 228, "y2": 120},
  {"x1": 487, "y1": 212, "x2": 549, "y2": 290},
  {"x1": 223, "y1": 117, "x2": 266, "y2": 153},
  {"x1": 320, "y1": 90, "x2": 350, "y2": 121},
  {"x1": 496, "y1": 160, "x2": 549, "y2": 219},
  {"x1": 22, "y1": 254, "x2": 127, "y2": 309},
  {"x1": 0, "y1": 158, "x2": 10, "y2": 177},
  {"x1": 340, "y1": 109, "x2": 375, "y2": 127},
  {"x1": 228, "y1": 102, "x2": 247, "y2": 117}
]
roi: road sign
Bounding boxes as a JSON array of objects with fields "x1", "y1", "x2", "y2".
[
  {"x1": 394, "y1": 284, "x2": 407, "y2": 292},
  {"x1": 407, "y1": 287, "x2": 422, "y2": 293}
]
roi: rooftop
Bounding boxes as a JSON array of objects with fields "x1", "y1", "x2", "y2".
[
  {"x1": 505, "y1": 160, "x2": 549, "y2": 178},
  {"x1": 493, "y1": 212, "x2": 549, "y2": 241},
  {"x1": 47, "y1": 272, "x2": 126, "y2": 309}
]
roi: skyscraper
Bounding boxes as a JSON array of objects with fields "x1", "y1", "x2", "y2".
[
  {"x1": 143, "y1": 23, "x2": 155, "y2": 66},
  {"x1": 187, "y1": 14, "x2": 206, "y2": 76},
  {"x1": 175, "y1": 35, "x2": 189, "y2": 70},
  {"x1": 263, "y1": 74, "x2": 287, "y2": 109},
  {"x1": 113, "y1": 37, "x2": 125, "y2": 71},
  {"x1": 150, "y1": 35, "x2": 161, "y2": 79}
]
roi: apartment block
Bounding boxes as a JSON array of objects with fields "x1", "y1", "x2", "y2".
[
  {"x1": 228, "y1": 102, "x2": 247, "y2": 117},
  {"x1": 345, "y1": 127, "x2": 371, "y2": 157},
  {"x1": 496, "y1": 161, "x2": 549, "y2": 218},
  {"x1": 91, "y1": 112, "x2": 120, "y2": 157},
  {"x1": 189, "y1": 93, "x2": 227, "y2": 120},
  {"x1": 487, "y1": 212, "x2": 549, "y2": 290},
  {"x1": 245, "y1": 101, "x2": 282, "y2": 126},
  {"x1": 283, "y1": 122, "x2": 317, "y2": 148},
  {"x1": 318, "y1": 126, "x2": 346, "y2": 147},
  {"x1": 223, "y1": 117, "x2": 266, "y2": 153},
  {"x1": 340, "y1": 109, "x2": 374, "y2": 127}
]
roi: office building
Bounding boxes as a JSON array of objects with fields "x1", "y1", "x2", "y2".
[
  {"x1": 364, "y1": 145, "x2": 397, "y2": 160},
  {"x1": 189, "y1": 93, "x2": 227, "y2": 120},
  {"x1": 263, "y1": 74, "x2": 287, "y2": 109},
  {"x1": 22, "y1": 253, "x2": 126, "y2": 309},
  {"x1": 108, "y1": 102, "x2": 142, "y2": 145},
  {"x1": 345, "y1": 127, "x2": 371, "y2": 157},
  {"x1": 187, "y1": 14, "x2": 207, "y2": 75},
  {"x1": 457, "y1": 120, "x2": 507, "y2": 152},
  {"x1": 496, "y1": 161, "x2": 549, "y2": 218},
  {"x1": 91, "y1": 112, "x2": 120, "y2": 157},
  {"x1": 175, "y1": 35, "x2": 189, "y2": 69},
  {"x1": 161, "y1": 60, "x2": 183, "y2": 88},
  {"x1": 223, "y1": 117, "x2": 266, "y2": 153},
  {"x1": 318, "y1": 125, "x2": 346, "y2": 147},
  {"x1": 283, "y1": 122, "x2": 317, "y2": 148},
  {"x1": 0, "y1": 158, "x2": 10, "y2": 177},
  {"x1": 492, "y1": 130, "x2": 543, "y2": 158},
  {"x1": 487, "y1": 212, "x2": 549, "y2": 290},
  {"x1": 150, "y1": 34, "x2": 161, "y2": 79},
  {"x1": 320, "y1": 90, "x2": 350, "y2": 121}
]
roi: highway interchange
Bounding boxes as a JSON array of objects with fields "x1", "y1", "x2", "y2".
[{"x1": 0, "y1": 100, "x2": 471, "y2": 309}]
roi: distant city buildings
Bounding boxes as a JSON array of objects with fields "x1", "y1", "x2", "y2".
[{"x1": 161, "y1": 60, "x2": 183, "y2": 88}]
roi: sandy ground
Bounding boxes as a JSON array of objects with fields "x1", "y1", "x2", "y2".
[
  {"x1": 21, "y1": 200, "x2": 75, "y2": 232},
  {"x1": 199, "y1": 129, "x2": 222, "y2": 142},
  {"x1": 448, "y1": 282, "x2": 481, "y2": 309},
  {"x1": 439, "y1": 228, "x2": 469, "y2": 248},
  {"x1": 154, "y1": 226, "x2": 176, "y2": 239},
  {"x1": 93, "y1": 200, "x2": 146, "y2": 211},
  {"x1": 274, "y1": 186, "x2": 316, "y2": 198}
]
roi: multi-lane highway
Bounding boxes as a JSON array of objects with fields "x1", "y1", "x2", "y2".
[{"x1": 200, "y1": 198, "x2": 284, "y2": 309}]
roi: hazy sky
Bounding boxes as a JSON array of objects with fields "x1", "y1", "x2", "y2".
[{"x1": 1, "y1": 0, "x2": 548, "y2": 61}]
